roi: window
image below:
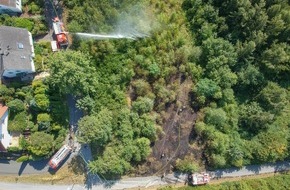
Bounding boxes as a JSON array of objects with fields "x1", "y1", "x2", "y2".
[{"x1": 18, "y1": 43, "x2": 24, "y2": 49}]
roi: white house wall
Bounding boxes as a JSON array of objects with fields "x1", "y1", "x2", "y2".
[
  {"x1": 0, "y1": 110, "x2": 11, "y2": 149},
  {"x1": 28, "y1": 31, "x2": 35, "y2": 72}
]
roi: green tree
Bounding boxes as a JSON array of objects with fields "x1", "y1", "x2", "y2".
[
  {"x1": 132, "y1": 79, "x2": 152, "y2": 97},
  {"x1": 237, "y1": 64, "x2": 265, "y2": 91},
  {"x1": 239, "y1": 102, "x2": 274, "y2": 136},
  {"x1": 261, "y1": 42, "x2": 290, "y2": 78},
  {"x1": 8, "y1": 112, "x2": 28, "y2": 132},
  {"x1": 204, "y1": 108, "x2": 228, "y2": 132},
  {"x1": 252, "y1": 126, "x2": 288, "y2": 162},
  {"x1": 7, "y1": 99, "x2": 25, "y2": 117},
  {"x1": 34, "y1": 94, "x2": 49, "y2": 111},
  {"x1": 37, "y1": 113, "x2": 51, "y2": 131},
  {"x1": 28, "y1": 132, "x2": 54, "y2": 157},
  {"x1": 48, "y1": 50, "x2": 98, "y2": 96},
  {"x1": 77, "y1": 108, "x2": 112, "y2": 146},
  {"x1": 194, "y1": 78, "x2": 222, "y2": 104},
  {"x1": 258, "y1": 82, "x2": 288, "y2": 113},
  {"x1": 88, "y1": 146, "x2": 131, "y2": 177},
  {"x1": 131, "y1": 113, "x2": 157, "y2": 141},
  {"x1": 133, "y1": 137, "x2": 151, "y2": 162},
  {"x1": 76, "y1": 95, "x2": 95, "y2": 114},
  {"x1": 132, "y1": 97, "x2": 154, "y2": 115},
  {"x1": 0, "y1": 84, "x2": 14, "y2": 103}
]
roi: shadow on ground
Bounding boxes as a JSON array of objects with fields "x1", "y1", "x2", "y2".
[
  {"x1": 29, "y1": 159, "x2": 49, "y2": 171},
  {"x1": 245, "y1": 164, "x2": 262, "y2": 175},
  {"x1": 84, "y1": 173, "x2": 118, "y2": 190},
  {"x1": 0, "y1": 159, "x2": 10, "y2": 164},
  {"x1": 18, "y1": 161, "x2": 28, "y2": 176}
]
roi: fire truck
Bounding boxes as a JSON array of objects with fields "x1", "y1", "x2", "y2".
[
  {"x1": 188, "y1": 173, "x2": 210, "y2": 186},
  {"x1": 48, "y1": 144, "x2": 71, "y2": 169},
  {"x1": 51, "y1": 17, "x2": 69, "y2": 51}
]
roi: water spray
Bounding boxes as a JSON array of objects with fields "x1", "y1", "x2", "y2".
[{"x1": 75, "y1": 31, "x2": 149, "y2": 40}]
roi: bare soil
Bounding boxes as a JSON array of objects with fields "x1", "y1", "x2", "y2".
[{"x1": 135, "y1": 76, "x2": 202, "y2": 176}]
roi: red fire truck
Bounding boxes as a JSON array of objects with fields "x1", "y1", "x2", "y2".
[
  {"x1": 51, "y1": 17, "x2": 69, "y2": 51},
  {"x1": 48, "y1": 144, "x2": 71, "y2": 169},
  {"x1": 188, "y1": 173, "x2": 210, "y2": 186}
]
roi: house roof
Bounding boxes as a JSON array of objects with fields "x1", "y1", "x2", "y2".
[
  {"x1": 0, "y1": 105, "x2": 8, "y2": 118},
  {"x1": 0, "y1": 0, "x2": 18, "y2": 8},
  {"x1": 0, "y1": 26, "x2": 34, "y2": 71}
]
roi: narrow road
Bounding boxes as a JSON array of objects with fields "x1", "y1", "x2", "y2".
[{"x1": 1, "y1": 160, "x2": 290, "y2": 189}]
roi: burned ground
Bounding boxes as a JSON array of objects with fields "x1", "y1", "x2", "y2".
[{"x1": 134, "y1": 77, "x2": 203, "y2": 176}]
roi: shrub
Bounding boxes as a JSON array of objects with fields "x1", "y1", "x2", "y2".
[
  {"x1": 7, "y1": 99, "x2": 25, "y2": 116},
  {"x1": 7, "y1": 146, "x2": 21, "y2": 152},
  {"x1": 16, "y1": 155, "x2": 30, "y2": 162},
  {"x1": 132, "y1": 97, "x2": 154, "y2": 115},
  {"x1": 175, "y1": 155, "x2": 199, "y2": 173}
]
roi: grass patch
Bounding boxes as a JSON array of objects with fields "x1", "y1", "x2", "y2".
[{"x1": 0, "y1": 164, "x2": 86, "y2": 185}]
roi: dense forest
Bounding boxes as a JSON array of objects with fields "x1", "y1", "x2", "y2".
[
  {"x1": 1, "y1": 0, "x2": 289, "y2": 179},
  {"x1": 45, "y1": 0, "x2": 290, "y2": 178}
]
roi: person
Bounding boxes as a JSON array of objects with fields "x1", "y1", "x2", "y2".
[{"x1": 161, "y1": 173, "x2": 165, "y2": 181}]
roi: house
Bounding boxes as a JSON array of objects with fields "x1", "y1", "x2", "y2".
[
  {"x1": 0, "y1": 0, "x2": 22, "y2": 16},
  {"x1": 0, "y1": 26, "x2": 35, "y2": 83},
  {"x1": 0, "y1": 105, "x2": 11, "y2": 152}
]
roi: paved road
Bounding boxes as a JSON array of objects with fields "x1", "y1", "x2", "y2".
[
  {"x1": 212, "y1": 161, "x2": 290, "y2": 178},
  {"x1": 0, "y1": 162, "x2": 290, "y2": 190},
  {"x1": 1, "y1": 160, "x2": 290, "y2": 189},
  {"x1": 0, "y1": 159, "x2": 49, "y2": 175}
]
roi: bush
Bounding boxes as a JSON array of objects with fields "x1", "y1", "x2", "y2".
[
  {"x1": 29, "y1": 3, "x2": 41, "y2": 14},
  {"x1": 132, "y1": 97, "x2": 154, "y2": 115},
  {"x1": 14, "y1": 18, "x2": 34, "y2": 31},
  {"x1": 7, "y1": 146, "x2": 21, "y2": 152},
  {"x1": 8, "y1": 112, "x2": 28, "y2": 132},
  {"x1": 175, "y1": 155, "x2": 199, "y2": 173},
  {"x1": 34, "y1": 54, "x2": 44, "y2": 72},
  {"x1": 7, "y1": 99, "x2": 25, "y2": 116},
  {"x1": 34, "y1": 94, "x2": 49, "y2": 111},
  {"x1": 37, "y1": 113, "x2": 51, "y2": 123},
  {"x1": 16, "y1": 155, "x2": 30, "y2": 162}
]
